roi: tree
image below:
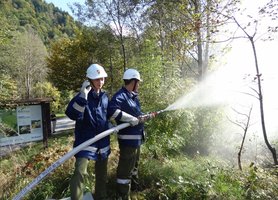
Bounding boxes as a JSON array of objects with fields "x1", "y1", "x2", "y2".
[
  {"x1": 47, "y1": 27, "x2": 121, "y2": 93},
  {"x1": 235, "y1": 19, "x2": 277, "y2": 165},
  {"x1": 138, "y1": 0, "x2": 220, "y2": 83},
  {"x1": 9, "y1": 28, "x2": 48, "y2": 99},
  {"x1": 33, "y1": 81, "x2": 61, "y2": 111},
  {"x1": 0, "y1": 12, "x2": 16, "y2": 75},
  {"x1": 228, "y1": 106, "x2": 253, "y2": 170},
  {"x1": 211, "y1": 0, "x2": 278, "y2": 165},
  {"x1": 72, "y1": 0, "x2": 143, "y2": 72},
  {"x1": 0, "y1": 0, "x2": 79, "y2": 46},
  {"x1": 0, "y1": 74, "x2": 18, "y2": 101}
]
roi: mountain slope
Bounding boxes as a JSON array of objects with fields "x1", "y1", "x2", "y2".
[{"x1": 0, "y1": 0, "x2": 81, "y2": 46}]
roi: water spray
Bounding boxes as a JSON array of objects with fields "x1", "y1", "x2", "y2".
[
  {"x1": 12, "y1": 109, "x2": 166, "y2": 200},
  {"x1": 155, "y1": 109, "x2": 167, "y2": 115}
]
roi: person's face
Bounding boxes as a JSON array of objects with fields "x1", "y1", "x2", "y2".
[{"x1": 90, "y1": 77, "x2": 105, "y2": 90}]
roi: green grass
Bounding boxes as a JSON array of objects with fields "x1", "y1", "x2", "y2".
[
  {"x1": 0, "y1": 109, "x2": 17, "y2": 130},
  {"x1": 56, "y1": 113, "x2": 66, "y2": 118},
  {"x1": 1, "y1": 131, "x2": 278, "y2": 200}
]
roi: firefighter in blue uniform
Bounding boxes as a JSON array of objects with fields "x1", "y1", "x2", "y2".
[
  {"x1": 66, "y1": 64, "x2": 110, "y2": 200},
  {"x1": 108, "y1": 69, "x2": 154, "y2": 200}
]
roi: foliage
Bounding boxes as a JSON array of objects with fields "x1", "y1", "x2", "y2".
[
  {"x1": 182, "y1": 107, "x2": 225, "y2": 155},
  {"x1": 139, "y1": 155, "x2": 278, "y2": 200},
  {"x1": 259, "y1": 1, "x2": 278, "y2": 39},
  {"x1": 0, "y1": 0, "x2": 80, "y2": 46},
  {"x1": 47, "y1": 27, "x2": 121, "y2": 93},
  {"x1": 72, "y1": 0, "x2": 146, "y2": 70},
  {"x1": 0, "y1": 109, "x2": 17, "y2": 137},
  {"x1": 1, "y1": 130, "x2": 278, "y2": 200},
  {"x1": 0, "y1": 12, "x2": 16, "y2": 47},
  {"x1": 0, "y1": 74, "x2": 18, "y2": 101},
  {"x1": 127, "y1": 37, "x2": 164, "y2": 110},
  {"x1": 140, "y1": 0, "x2": 224, "y2": 80},
  {"x1": 1, "y1": 0, "x2": 278, "y2": 198},
  {"x1": 0, "y1": 0, "x2": 82, "y2": 100},
  {"x1": 32, "y1": 81, "x2": 61, "y2": 111},
  {"x1": 59, "y1": 90, "x2": 75, "y2": 113},
  {"x1": 144, "y1": 111, "x2": 187, "y2": 158},
  {"x1": 0, "y1": 133, "x2": 74, "y2": 200},
  {"x1": 243, "y1": 163, "x2": 278, "y2": 199},
  {"x1": 144, "y1": 107, "x2": 224, "y2": 160},
  {"x1": 10, "y1": 28, "x2": 48, "y2": 99}
]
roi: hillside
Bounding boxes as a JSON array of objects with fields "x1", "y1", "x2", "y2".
[{"x1": 0, "y1": 0, "x2": 81, "y2": 46}]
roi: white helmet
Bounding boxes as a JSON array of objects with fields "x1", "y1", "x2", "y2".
[
  {"x1": 123, "y1": 69, "x2": 142, "y2": 81},
  {"x1": 86, "y1": 64, "x2": 108, "y2": 80}
]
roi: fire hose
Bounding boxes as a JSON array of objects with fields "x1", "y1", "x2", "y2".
[{"x1": 13, "y1": 110, "x2": 165, "y2": 200}]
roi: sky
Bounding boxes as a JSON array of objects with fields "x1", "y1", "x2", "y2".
[{"x1": 44, "y1": 0, "x2": 85, "y2": 15}]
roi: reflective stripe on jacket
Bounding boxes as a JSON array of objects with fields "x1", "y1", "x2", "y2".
[
  {"x1": 108, "y1": 87, "x2": 144, "y2": 147},
  {"x1": 65, "y1": 90, "x2": 110, "y2": 160}
]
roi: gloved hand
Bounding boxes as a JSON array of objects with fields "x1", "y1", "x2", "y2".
[
  {"x1": 138, "y1": 115, "x2": 148, "y2": 123},
  {"x1": 138, "y1": 112, "x2": 157, "y2": 123},
  {"x1": 120, "y1": 111, "x2": 139, "y2": 126},
  {"x1": 129, "y1": 117, "x2": 140, "y2": 126},
  {"x1": 80, "y1": 80, "x2": 91, "y2": 100}
]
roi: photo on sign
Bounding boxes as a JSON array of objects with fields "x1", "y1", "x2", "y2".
[
  {"x1": 31, "y1": 120, "x2": 41, "y2": 129},
  {"x1": 19, "y1": 124, "x2": 31, "y2": 135}
]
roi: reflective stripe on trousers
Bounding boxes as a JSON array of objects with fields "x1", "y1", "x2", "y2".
[
  {"x1": 118, "y1": 134, "x2": 142, "y2": 140},
  {"x1": 83, "y1": 145, "x2": 110, "y2": 154},
  {"x1": 117, "y1": 178, "x2": 131, "y2": 184}
]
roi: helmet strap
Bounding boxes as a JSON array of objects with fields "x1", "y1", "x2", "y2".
[{"x1": 133, "y1": 80, "x2": 138, "y2": 92}]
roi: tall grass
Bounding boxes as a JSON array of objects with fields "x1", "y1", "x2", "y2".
[
  {"x1": 0, "y1": 132, "x2": 74, "y2": 200},
  {"x1": 1, "y1": 131, "x2": 278, "y2": 200}
]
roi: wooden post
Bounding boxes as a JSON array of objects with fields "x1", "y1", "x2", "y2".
[{"x1": 41, "y1": 102, "x2": 51, "y2": 148}]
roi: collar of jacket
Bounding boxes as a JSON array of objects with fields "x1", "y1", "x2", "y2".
[
  {"x1": 122, "y1": 87, "x2": 138, "y2": 99},
  {"x1": 90, "y1": 90, "x2": 103, "y2": 99}
]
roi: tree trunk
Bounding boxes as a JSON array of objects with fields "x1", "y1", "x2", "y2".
[
  {"x1": 109, "y1": 44, "x2": 113, "y2": 95},
  {"x1": 120, "y1": 34, "x2": 126, "y2": 72},
  {"x1": 203, "y1": 0, "x2": 211, "y2": 76},
  {"x1": 194, "y1": 0, "x2": 203, "y2": 81},
  {"x1": 233, "y1": 16, "x2": 278, "y2": 166},
  {"x1": 250, "y1": 36, "x2": 278, "y2": 165},
  {"x1": 238, "y1": 107, "x2": 252, "y2": 170}
]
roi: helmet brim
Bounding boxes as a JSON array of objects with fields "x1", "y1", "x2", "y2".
[{"x1": 87, "y1": 74, "x2": 108, "y2": 80}]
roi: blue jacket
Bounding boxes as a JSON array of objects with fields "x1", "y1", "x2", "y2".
[
  {"x1": 108, "y1": 87, "x2": 144, "y2": 147},
  {"x1": 65, "y1": 90, "x2": 110, "y2": 160}
]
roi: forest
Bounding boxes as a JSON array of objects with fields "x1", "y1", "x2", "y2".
[{"x1": 0, "y1": 0, "x2": 278, "y2": 199}]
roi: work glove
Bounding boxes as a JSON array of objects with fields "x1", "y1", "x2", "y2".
[
  {"x1": 138, "y1": 115, "x2": 148, "y2": 123},
  {"x1": 120, "y1": 111, "x2": 139, "y2": 126},
  {"x1": 80, "y1": 80, "x2": 91, "y2": 100},
  {"x1": 138, "y1": 112, "x2": 157, "y2": 123}
]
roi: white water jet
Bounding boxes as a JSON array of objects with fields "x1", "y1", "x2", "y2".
[
  {"x1": 165, "y1": 38, "x2": 278, "y2": 136},
  {"x1": 163, "y1": 38, "x2": 278, "y2": 165},
  {"x1": 164, "y1": 67, "x2": 250, "y2": 111}
]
